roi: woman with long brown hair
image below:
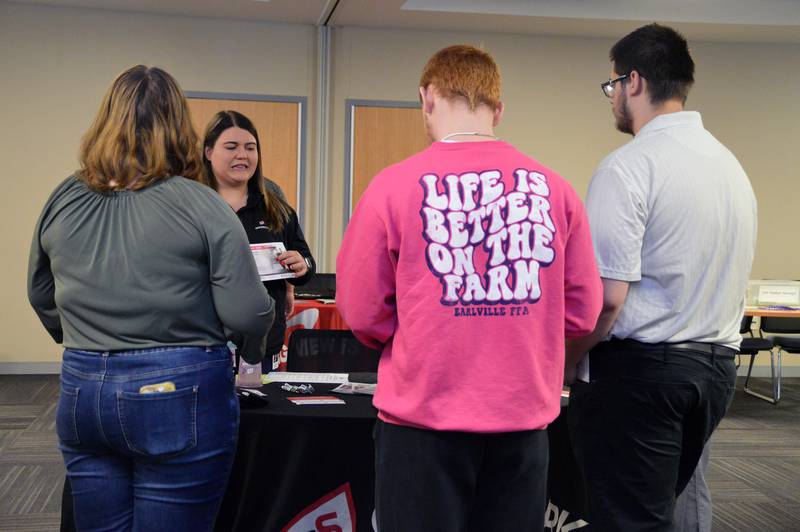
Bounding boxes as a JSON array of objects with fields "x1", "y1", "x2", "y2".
[
  {"x1": 28, "y1": 66, "x2": 273, "y2": 530},
  {"x1": 201, "y1": 110, "x2": 315, "y2": 371}
]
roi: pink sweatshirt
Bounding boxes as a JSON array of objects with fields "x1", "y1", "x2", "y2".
[{"x1": 336, "y1": 141, "x2": 601, "y2": 432}]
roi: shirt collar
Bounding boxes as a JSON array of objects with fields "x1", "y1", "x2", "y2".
[{"x1": 637, "y1": 111, "x2": 703, "y2": 137}]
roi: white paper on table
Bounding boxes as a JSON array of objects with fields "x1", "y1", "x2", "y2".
[
  {"x1": 332, "y1": 382, "x2": 376, "y2": 395},
  {"x1": 250, "y1": 242, "x2": 294, "y2": 281},
  {"x1": 287, "y1": 396, "x2": 346, "y2": 405},
  {"x1": 266, "y1": 371, "x2": 349, "y2": 384}
]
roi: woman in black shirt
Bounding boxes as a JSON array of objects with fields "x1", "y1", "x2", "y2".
[{"x1": 201, "y1": 110, "x2": 315, "y2": 370}]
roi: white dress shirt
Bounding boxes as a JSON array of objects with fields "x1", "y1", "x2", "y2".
[{"x1": 586, "y1": 111, "x2": 757, "y2": 349}]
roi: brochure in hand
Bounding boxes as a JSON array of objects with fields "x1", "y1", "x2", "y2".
[{"x1": 250, "y1": 242, "x2": 294, "y2": 282}]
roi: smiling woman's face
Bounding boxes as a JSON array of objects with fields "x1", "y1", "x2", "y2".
[{"x1": 204, "y1": 126, "x2": 258, "y2": 188}]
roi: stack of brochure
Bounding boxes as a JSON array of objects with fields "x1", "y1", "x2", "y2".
[
  {"x1": 264, "y1": 372, "x2": 376, "y2": 395},
  {"x1": 331, "y1": 382, "x2": 376, "y2": 395}
]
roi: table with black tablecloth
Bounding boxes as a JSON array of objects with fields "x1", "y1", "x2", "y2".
[
  {"x1": 61, "y1": 385, "x2": 587, "y2": 531},
  {"x1": 215, "y1": 382, "x2": 378, "y2": 531},
  {"x1": 546, "y1": 397, "x2": 589, "y2": 531},
  {"x1": 215, "y1": 385, "x2": 588, "y2": 532}
]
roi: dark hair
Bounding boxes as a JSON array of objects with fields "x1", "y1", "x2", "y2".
[
  {"x1": 610, "y1": 23, "x2": 695, "y2": 105},
  {"x1": 79, "y1": 65, "x2": 202, "y2": 191},
  {"x1": 201, "y1": 110, "x2": 290, "y2": 231}
]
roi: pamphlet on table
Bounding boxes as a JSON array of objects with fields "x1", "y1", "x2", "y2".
[
  {"x1": 265, "y1": 371, "x2": 350, "y2": 384},
  {"x1": 287, "y1": 395, "x2": 346, "y2": 405},
  {"x1": 331, "y1": 382, "x2": 376, "y2": 395}
]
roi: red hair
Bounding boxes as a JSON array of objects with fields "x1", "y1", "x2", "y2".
[{"x1": 419, "y1": 45, "x2": 501, "y2": 111}]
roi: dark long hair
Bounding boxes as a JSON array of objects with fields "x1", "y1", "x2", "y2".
[{"x1": 201, "y1": 110, "x2": 290, "y2": 230}]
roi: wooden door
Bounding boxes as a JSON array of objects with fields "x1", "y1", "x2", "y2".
[
  {"x1": 350, "y1": 104, "x2": 430, "y2": 214},
  {"x1": 188, "y1": 97, "x2": 300, "y2": 210}
]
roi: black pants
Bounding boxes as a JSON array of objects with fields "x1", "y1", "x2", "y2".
[
  {"x1": 374, "y1": 419, "x2": 549, "y2": 532},
  {"x1": 568, "y1": 341, "x2": 737, "y2": 532}
]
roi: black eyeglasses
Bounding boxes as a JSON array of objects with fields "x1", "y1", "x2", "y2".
[{"x1": 601, "y1": 74, "x2": 628, "y2": 98}]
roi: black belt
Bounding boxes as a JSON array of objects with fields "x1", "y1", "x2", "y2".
[{"x1": 603, "y1": 338, "x2": 737, "y2": 358}]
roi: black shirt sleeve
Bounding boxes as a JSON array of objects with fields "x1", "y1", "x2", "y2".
[{"x1": 285, "y1": 209, "x2": 316, "y2": 286}]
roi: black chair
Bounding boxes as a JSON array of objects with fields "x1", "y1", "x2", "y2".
[
  {"x1": 287, "y1": 329, "x2": 380, "y2": 373},
  {"x1": 756, "y1": 317, "x2": 800, "y2": 404},
  {"x1": 739, "y1": 316, "x2": 776, "y2": 403},
  {"x1": 294, "y1": 273, "x2": 336, "y2": 300}
]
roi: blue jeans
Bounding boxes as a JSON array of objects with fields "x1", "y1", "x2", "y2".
[{"x1": 57, "y1": 346, "x2": 239, "y2": 532}]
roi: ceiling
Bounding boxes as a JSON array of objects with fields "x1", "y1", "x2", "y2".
[
  {"x1": 10, "y1": 0, "x2": 800, "y2": 42},
  {"x1": 8, "y1": 0, "x2": 334, "y2": 25}
]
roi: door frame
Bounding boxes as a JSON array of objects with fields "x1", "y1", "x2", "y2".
[{"x1": 343, "y1": 99, "x2": 421, "y2": 228}]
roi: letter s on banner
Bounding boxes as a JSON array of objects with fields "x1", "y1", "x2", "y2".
[
  {"x1": 315, "y1": 512, "x2": 343, "y2": 532},
  {"x1": 282, "y1": 483, "x2": 356, "y2": 532}
]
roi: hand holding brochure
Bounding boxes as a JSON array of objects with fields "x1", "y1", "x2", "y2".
[{"x1": 250, "y1": 242, "x2": 294, "y2": 281}]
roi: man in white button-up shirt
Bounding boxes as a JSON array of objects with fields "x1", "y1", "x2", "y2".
[{"x1": 566, "y1": 24, "x2": 757, "y2": 531}]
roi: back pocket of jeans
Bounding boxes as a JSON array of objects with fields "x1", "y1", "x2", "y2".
[
  {"x1": 117, "y1": 385, "x2": 198, "y2": 457},
  {"x1": 56, "y1": 386, "x2": 80, "y2": 446}
]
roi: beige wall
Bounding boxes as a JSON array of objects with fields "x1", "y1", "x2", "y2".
[
  {"x1": 0, "y1": 2, "x2": 316, "y2": 364},
  {"x1": 2, "y1": 3, "x2": 797, "y2": 366},
  {"x1": 327, "y1": 26, "x2": 800, "y2": 283},
  {"x1": 690, "y1": 41, "x2": 800, "y2": 281},
  {"x1": 325, "y1": 27, "x2": 800, "y2": 372},
  {"x1": 327, "y1": 27, "x2": 623, "y2": 257}
]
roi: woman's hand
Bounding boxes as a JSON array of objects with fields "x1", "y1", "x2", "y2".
[{"x1": 277, "y1": 250, "x2": 308, "y2": 277}]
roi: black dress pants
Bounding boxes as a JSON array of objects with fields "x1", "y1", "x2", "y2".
[
  {"x1": 374, "y1": 419, "x2": 549, "y2": 532},
  {"x1": 568, "y1": 341, "x2": 737, "y2": 532}
]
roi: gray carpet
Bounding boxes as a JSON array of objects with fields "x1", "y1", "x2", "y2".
[
  {"x1": 0, "y1": 375, "x2": 63, "y2": 531},
  {"x1": 1, "y1": 374, "x2": 799, "y2": 531},
  {"x1": 709, "y1": 376, "x2": 800, "y2": 531}
]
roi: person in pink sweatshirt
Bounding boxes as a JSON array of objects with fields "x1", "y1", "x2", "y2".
[{"x1": 336, "y1": 44, "x2": 602, "y2": 532}]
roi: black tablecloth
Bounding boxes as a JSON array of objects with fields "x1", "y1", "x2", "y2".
[
  {"x1": 215, "y1": 382, "x2": 378, "y2": 531},
  {"x1": 216, "y1": 385, "x2": 588, "y2": 531},
  {"x1": 61, "y1": 385, "x2": 588, "y2": 531},
  {"x1": 545, "y1": 401, "x2": 589, "y2": 531}
]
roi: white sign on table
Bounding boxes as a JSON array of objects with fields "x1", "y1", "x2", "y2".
[{"x1": 758, "y1": 285, "x2": 800, "y2": 305}]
